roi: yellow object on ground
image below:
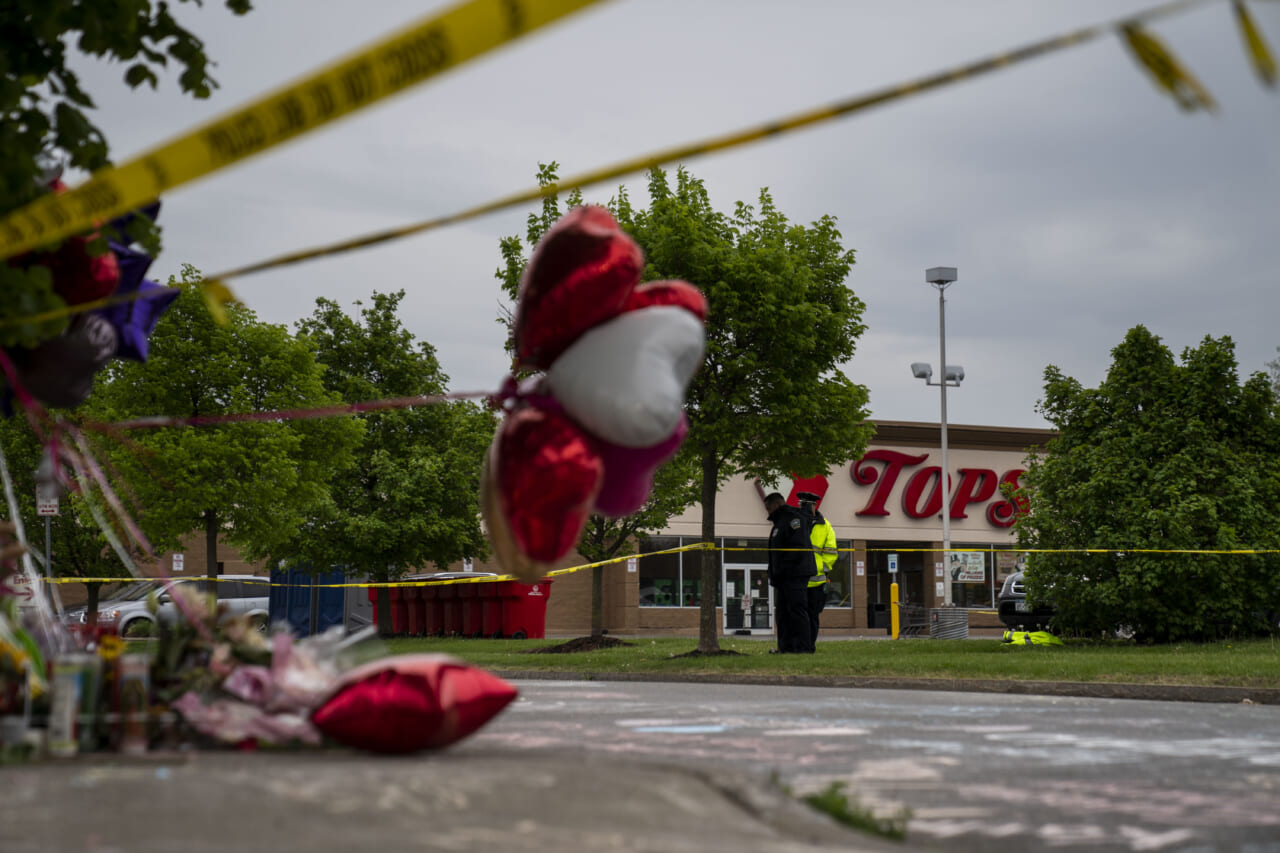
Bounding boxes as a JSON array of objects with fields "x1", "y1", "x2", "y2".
[{"x1": 1002, "y1": 630, "x2": 1063, "y2": 646}]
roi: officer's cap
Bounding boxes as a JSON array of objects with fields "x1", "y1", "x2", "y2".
[{"x1": 796, "y1": 491, "x2": 821, "y2": 504}]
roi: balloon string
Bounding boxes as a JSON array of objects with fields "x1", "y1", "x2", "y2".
[
  {"x1": 0, "y1": 350, "x2": 52, "y2": 444},
  {"x1": 0, "y1": 435, "x2": 67, "y2": 654},
  {"x1": 59, "y1": 431, "x2": 216, "y2": 645}
]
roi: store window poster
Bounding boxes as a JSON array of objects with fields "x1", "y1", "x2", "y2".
[{"x1": 950, "y1": 551, "x2": 986, "y2": 583}]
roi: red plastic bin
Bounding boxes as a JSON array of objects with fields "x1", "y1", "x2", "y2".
[
  {"x1": 387, "y1": 586, "x2": 409, "y2": 636},
  {"x1": 403, "y1": 585, "x2": 423, "y2": 636},
  {"x1": 479, "y1": 582, "x2": 504, "y2": 638},
  {"x1": 458, "y1": 582, "x2": 488, "y2": 638},
  {"x1": 417, "y1": 572, "x2": 500, "y2": 638},
  {"x1": 438, "y1": 582, "x2": 461, "y2": 637},
  {"x1": 421, "y1": 583, "x2": 444, "y2": 637},
  {"x1": 496, "y1": 579, "x2": 554, "y2": 639}
]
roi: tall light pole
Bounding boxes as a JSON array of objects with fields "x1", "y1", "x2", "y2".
[{"x1": 910, "y1": 266, "x2": 962, "y2": 606}]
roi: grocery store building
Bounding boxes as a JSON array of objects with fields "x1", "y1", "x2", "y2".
[
  {"x1": 531, "y1": 420, "x2": 1056, "y2": 637},
  {"x1": 83, "y1": 420, "x2": 1055, "y2": 640}
]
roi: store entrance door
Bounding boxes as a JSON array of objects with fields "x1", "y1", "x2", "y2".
[{"x1": 723, "y1": 565, "x2": 772, "y2": 634}]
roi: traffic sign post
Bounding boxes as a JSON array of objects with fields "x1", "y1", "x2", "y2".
[{"x1": 35, "y1": 449, "x2": 60, "y2": 584}]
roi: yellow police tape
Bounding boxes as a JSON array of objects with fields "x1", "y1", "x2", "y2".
[
  {"x1": 0, "y1": 0, "x2": 1222, "y2": 325},
  {"x1": 0, "y1": 0, "x2": 607, "y2": 261},
  {"x1": 203, "y1": 0, "x2": 1216, "y2": 283},
  {"x1": 39, "y1": 540, "x2": 1280, "y2": 588}
]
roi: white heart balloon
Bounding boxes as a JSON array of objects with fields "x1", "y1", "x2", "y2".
[{"x1": 546, "y1": 306, "x2": 704, "y2": 448}]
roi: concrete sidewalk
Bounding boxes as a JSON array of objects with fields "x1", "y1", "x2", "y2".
[{"x1": 2, "y1": 749, "x2": 911, "y2": 853}]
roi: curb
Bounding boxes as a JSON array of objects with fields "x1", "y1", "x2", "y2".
[{"x1": 491, "y1": 669, "x2": 1280, "y2": 705}]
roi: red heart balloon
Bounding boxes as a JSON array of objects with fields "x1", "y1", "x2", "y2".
[
  {"x1": 488, "y1": 406, "x2": 603, "y2": 570},
  {"x1": 624, "y1": 279, "x2": 708, "y2": 321},
  {"x1": 311, "y1": 655, "x2": 518, "y2": 753},
  {"x1": 513, "y1": 206, "x2": 642, "y2": 370}
]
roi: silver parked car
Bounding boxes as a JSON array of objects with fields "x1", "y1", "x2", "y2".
[{"x1": 62, "y1": 575, "x2": 271, "y2": 636}]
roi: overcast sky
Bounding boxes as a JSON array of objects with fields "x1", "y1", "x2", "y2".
[{"x1": 69, "y1": 0, "x2": 1279, "y2": 430}]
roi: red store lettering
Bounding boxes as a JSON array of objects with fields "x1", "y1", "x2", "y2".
[{"x1": 849, "y1": 449, "x2": 1026, "y2": 528}]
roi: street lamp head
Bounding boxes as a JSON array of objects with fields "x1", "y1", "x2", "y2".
[
  {"x1": 925, "y1": 266, "x2": 957, "y2": 285},
  {"x1": 910, "y1": 362, "x2": 933, "y2": 381},
  {"x1": 944, "y1": 365, "x2": 965, "y2": 383}
]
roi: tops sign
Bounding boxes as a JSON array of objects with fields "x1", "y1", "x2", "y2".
[{"x1": 850, "y1": 449, "x2": 1027, "y2": 528}]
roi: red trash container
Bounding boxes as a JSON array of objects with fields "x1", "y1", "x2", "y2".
[
  {"x1": 418, "y1": 573, "x2": 500, "y2": 637},
  {"x1": 438, "y1": 581, "x2": 462, "y2": 637},
  {"x1": 387, "y1": 586, "x2": 409, "y2": 636},
  {"x1": 458, "y1": 582, "x2": 487, "y2": 638},
  {"x1": 497, "y1": 579, "x2": 554, "y2": 639},
  {"x1": 422, "y1": 582, "x2": 444, "y2": 637},
  {"x1": 403, "y1": 585, "x2": 423, "y2": 636},
  {"x1": 479, "y1": 581, "x2": 504, "y2": 638}
]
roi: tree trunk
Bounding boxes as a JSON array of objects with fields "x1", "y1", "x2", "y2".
[
  {"x1": 85, "y1": 582, "x2": 101, "y2": 631},
  {"x1": 204, "y1": 509, "x2": 218, "y2": 596},
  {"x1": 590, "y1": 564, "x2": 604, "y2": 640},
  {"x1": 697, "y1": 449, "x2": 720, "y2": 653}
]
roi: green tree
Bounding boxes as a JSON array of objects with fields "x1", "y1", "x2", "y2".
[
  {"x1": 289, "y1": 291, "x2": 493, "y2": 634},
  {"x1": 499, "y1": 164, "x2": 874, "y2": 652},
  {"x1": 628, "y1": 168, "x2": 873, "y2": 653},
  {"x1": 1013, "y1": 326, "x2": 1280, "y2": 642},
  {"x1": 85, "y1": 265, "x2": 362, "y2": 586},
  {"x1": 1, "y1": 0, "x2": 251, "y2": 347}
]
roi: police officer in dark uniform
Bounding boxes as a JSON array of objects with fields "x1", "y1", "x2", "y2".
[{"x1": 764, "y1": 492, "x2": 815, "y2": 653}]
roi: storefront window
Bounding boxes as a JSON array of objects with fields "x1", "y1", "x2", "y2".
[
  {"x1": 639, "y1": 536, "x2": 681, "y2": 607},
  {"x1": 637, "y1": 536, "x2": 723, "y2": 607},
  {"x1": 680, "y1": 542, "x2": 723, "y2": 607},
  {"x1": 724, "y1": 538, "x2": 769, "y2": 564},
  {"x1": 825, "y1": 541, "x2": 853, "y2": 608}
]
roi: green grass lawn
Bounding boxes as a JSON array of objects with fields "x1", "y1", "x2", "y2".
[{"x1": 378, "y1": 635, "x2": 1280, "y2": 687}]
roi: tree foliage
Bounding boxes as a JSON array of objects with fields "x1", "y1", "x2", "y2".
[
  {"x1": 1013, "y1": 326, "x2": 1280, "y2": 642},
  {"x1": 0, "y1": 0, "x2": 250, "y2": 212},
  {"x1": 1, "y1": 0, "x2": 251, "y2": 346},
  {"x1": 85, "y1": 265, "x2": 362, "y2": 574},
  {"x1": 499, "y1": 164, "x2": 874, "y2": 651},
  {"x1": 289, "y1": 291, "x2": 493, "y2": 630},
  {"x1": 622, "y1": 168, "x2": 873, "y2": 652}
]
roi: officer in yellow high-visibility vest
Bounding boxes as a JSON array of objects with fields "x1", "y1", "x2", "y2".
[{"x1": 797, "y1": 491, "x2": 837, "y2": 651}]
